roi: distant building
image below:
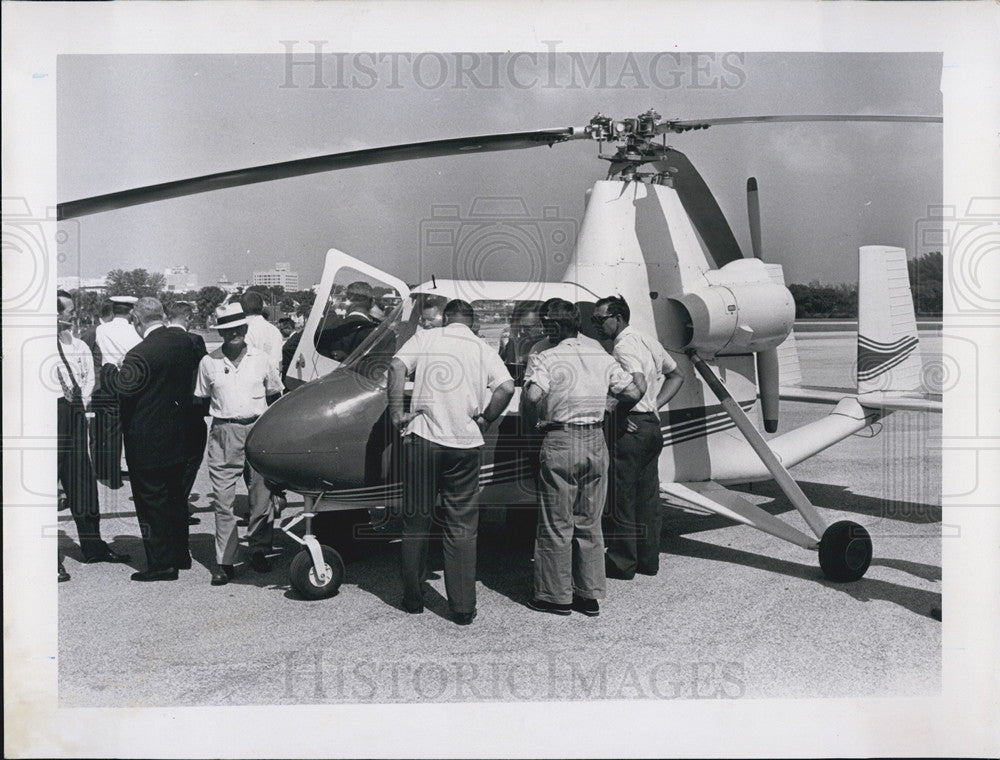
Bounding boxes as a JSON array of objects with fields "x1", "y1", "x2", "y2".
[
  {"x1": 252, "y1": 262, "x2": 299, "y2": 290},
  {"x1": 216, "y1": 275, "x2": 243, "y2": 294},
  {"x1": 164, "y1": 266, "x2": 198, "y2": 292},
  {"x1": 56, "y1": 275, "x2": 107, "y2": 293}
]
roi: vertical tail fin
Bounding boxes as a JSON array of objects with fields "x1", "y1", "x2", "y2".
[
  {"x1": 857, "y1": 245, "x2": 922, "y2": 393},
  {"x1": 764, "y1": 263, "x2": 803, "y2": 388}
]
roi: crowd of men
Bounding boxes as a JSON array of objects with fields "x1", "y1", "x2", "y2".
[
  {"x1": 389, "y1": 294, "x2": 682, "y2": 624},
  {"x1": 57, "y1": 285, "x2": 684, "y2": 628},
  {"x1": 56, "y1": 290, "x2": 286, "y2": 585}
]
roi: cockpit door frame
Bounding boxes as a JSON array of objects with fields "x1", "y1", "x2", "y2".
[{"x1": 285, "y1": 248, "x2": 411, "y2": 388}]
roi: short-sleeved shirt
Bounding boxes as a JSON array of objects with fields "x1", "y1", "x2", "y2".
[
  {"x1": 244, "y1": 314, "x2": 284, "y2": 374},
  {"x1": 194, "y1": 347, "x2": 283, "y2": 419},
  {"x1": 95, "y1": 316, "x2": 141, "y2": 368},
  {"x1": 612, "y1": 325, "x2": 678, "y2": 413},
  {"x1": 394, "y1": 323, "x2": 512, "y2": 448},
  {"x1": 524, "y1": 334, "x2": 633, "y2": 424}
]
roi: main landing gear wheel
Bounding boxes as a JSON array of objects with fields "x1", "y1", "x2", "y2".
[
  {"x1": 289, "y1": 545, "x2": 345, "y2": 600},
  {"x1": 818, "y1": 520, "x2": 873, "y2": 582}
]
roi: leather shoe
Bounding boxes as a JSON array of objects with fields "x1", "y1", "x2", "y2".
[
  {"x1": 453, "y1": 610, "x2": 477, "y2": 626},
  {"x1": 188, "y1": 516, "x2": 201, "y2": 525},
  {"x1": 527, "y1": 598, "x2": 572, "y2": 616},
  {"x1": 210, "y1": 566, "x2": 232, "y2": 586},
  {"x1": 571, "y1": 594, "x2": 600, "y2": 617},
  {"x1": 130, "y1": 568, "x2": 178, "y2": 582},
  {"x1": 250, "y1": 551, "x2": 271, "y2": 573},
  {"x1": 84, "y1": 547, "x2": 132, "y2": 564},
  {"x1": 58, "y1": 563, "x2": 71, "y2": 583},
  {"x1": 636, "y1": 567, "x2": 658, "y2": 577},
  {"x1": 402, "y1": 600, "x2": 424, "y2": 614}
]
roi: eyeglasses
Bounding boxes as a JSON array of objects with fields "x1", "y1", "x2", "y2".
[{"x1": 590, "y1": 313, "x2": 616, "y2": 326}]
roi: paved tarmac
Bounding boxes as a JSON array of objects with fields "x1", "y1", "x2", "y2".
[{"x1": 57, "y1": 332, "x2": 942, "y2": 705}]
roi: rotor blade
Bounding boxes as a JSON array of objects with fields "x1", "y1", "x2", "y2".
[
  {"x1": 746, "y1": 177, "x2": 762, "y2": 259},
  {"x1": 659, "y1": 114, "x2": 942, "y2": 134},
  {"x1": 652, "y1": 148, "x2": 744, "y2": 268},
  {"x1": 58, "y1": 127, "x2": 586, "y2": 220}
]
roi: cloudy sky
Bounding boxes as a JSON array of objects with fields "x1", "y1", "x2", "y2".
[{"x1": 57, "y1": 51, "x2": 941, "y2": 289}]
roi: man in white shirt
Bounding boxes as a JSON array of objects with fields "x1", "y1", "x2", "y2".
[
  {"x1": 93, "y1": 295, "x2": 141, "y2": 488},
  {"x1": 240, "y1": 291, "x2": 284, "y2": 374},
  {"x1": 592, "y1": 295, "x2": 684, "y2": 580},
  {"x1": 195, "y1": 303, "x2": 283, "y2": 586},
  {"x1": 387, "y1": 299, "x2": 514, "y2": 625},
  {"x1": 56, "y1": 291, "x2": 130, "y2": 571},
  {"x1": 522, "y1": 299, "x2": 642, "y2": 617}
]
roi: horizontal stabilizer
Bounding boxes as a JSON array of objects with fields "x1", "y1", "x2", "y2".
[{"x1": 780, "y1": 385, "x2": 941, "y2": 414}]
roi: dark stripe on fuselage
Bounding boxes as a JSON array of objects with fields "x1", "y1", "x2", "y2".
[{"x1": 309, "y1": 400, "x2": 757, "y2": 504}]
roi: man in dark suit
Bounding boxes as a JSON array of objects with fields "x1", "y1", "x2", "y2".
[
  {"x1": 316, "y1": 281, "x2": 379, "y2": 362},
  {"x1": 110, "y1": 297, "x2": 202, "y2": 581},
  {"x1": 166, "y1": 300, "x2": 209, "y2": 525}
]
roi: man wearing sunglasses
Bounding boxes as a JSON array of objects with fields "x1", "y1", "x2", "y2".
[{"x1": 591, "y1": 296, "x2": 684, "y2": 580}]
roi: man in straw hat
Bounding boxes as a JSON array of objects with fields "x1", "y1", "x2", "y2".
[{"x1": 195, "y1": 302, "x2": 283, "y2": 586}]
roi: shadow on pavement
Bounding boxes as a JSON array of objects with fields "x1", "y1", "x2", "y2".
[{"x1": 661, "y1": 535, "x2": 941, "y2": 620}]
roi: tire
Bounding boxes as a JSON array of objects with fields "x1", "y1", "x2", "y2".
[
  {"x1": 289, "y1": 545, "x2": 345, "y2": 600},
  {"x1": 818, "y1": 520, "x2": 873, "y2": 582}
]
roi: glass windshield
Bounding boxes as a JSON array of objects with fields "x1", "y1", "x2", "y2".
[{"x1": 338, "y1": 300, "x2": 406, "y2": 385}]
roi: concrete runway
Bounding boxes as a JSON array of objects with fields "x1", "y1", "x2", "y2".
[{"x1": 57, "y1": 332, "x2": 942, "y2": 705}]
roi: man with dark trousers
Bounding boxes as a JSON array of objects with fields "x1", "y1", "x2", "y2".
[
  {"x1": 56, "y1": 291, "x2": 130, "y2": 573},
  {"x1": 165, "y1": 300, "x2": 209, "y2": 525},
  {"x1": 110, "y1": 297, "x2": 202, "y2": 581},
  {"x1": 388, "y1": 299, "x2": 514, "y2": 625},
  {"x1": 592, "y1": 295, "x2": 683, "y2": 580},
  {"x1": 93, "y1": 295, "x2": 141, "y2": 488}
]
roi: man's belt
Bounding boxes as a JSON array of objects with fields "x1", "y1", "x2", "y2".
[
  {"x1": 213, "y1": 415, "x2": 260, "y2": 425},
  {"x1": 540, "y1": 420, "x2": 604, "y2": 431},
  {"x1": 626, "y1": 411, "x2": 660, "y2": 418}
]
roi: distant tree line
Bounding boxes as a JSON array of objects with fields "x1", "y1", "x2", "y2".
[
  {"x1": 68, "y1": 268, "x2": 317, "y2": 329},
  {"x1": 788, "y1": 251, "x2": 942, "y2": 319}
]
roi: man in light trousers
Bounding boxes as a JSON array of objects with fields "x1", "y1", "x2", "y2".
[{"x1": 522, "y1": 299, "x2": 641, "y2": 617}]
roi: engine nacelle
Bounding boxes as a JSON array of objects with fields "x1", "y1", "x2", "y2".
[{"x1": 664, "y1": 261, "x2": 795, "y2": 356}]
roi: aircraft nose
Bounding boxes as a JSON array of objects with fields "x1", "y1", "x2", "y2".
[{"x1": 246, "y1": 369, "x2": 390, "y2": 493}]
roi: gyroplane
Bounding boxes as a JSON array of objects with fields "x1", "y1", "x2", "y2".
[{"x1": 59, "y1": 109, "x2": 942, "y2": 599}]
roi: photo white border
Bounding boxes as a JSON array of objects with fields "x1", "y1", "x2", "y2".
[{"x1": 3, "y1": 1, "x2": 998, "y2": 757}]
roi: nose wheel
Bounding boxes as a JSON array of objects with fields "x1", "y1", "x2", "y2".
[
  {"x1": 289, "y1": 544, "x2": 345, "y2": 600},
  {"x1": 818, "y1": 520, "x2": 873, "y2": 582}
]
